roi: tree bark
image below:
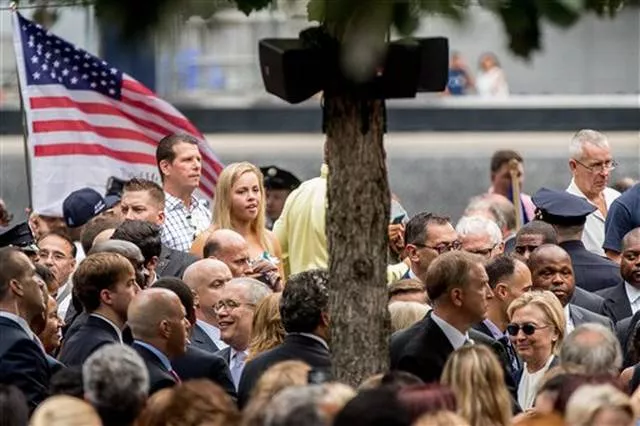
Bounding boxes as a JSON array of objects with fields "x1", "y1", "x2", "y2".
[{"x1": 325, "y1": 89, "x2": 391, "y2": 388}]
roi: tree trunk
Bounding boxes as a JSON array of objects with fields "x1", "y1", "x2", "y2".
[{"x1": 325, "y1": 89, "x2": 391, "y2": 388}]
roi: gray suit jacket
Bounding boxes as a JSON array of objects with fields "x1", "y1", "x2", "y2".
[{"x1": 568, "y1": 304, "x2": 614, "y2": 331}]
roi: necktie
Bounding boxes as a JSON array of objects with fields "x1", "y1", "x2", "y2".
[
  {"x1": 168, "y1": 369, "x2": 182, "y2": 384},
  {"x1": 230, "y1": 351, "x2": 246, "y2": 389},
  {"x1": 498, "y1": 336, "x2": 520, "y2": 372}
]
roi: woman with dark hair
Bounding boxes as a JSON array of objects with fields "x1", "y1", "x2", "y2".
[{"x1": 396, "y1": 383, "x2": 457, "y2": 422}]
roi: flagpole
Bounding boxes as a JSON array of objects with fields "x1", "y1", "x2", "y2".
[{"x1": 11, "y1": 2, "x2": 34, "y2": 214}]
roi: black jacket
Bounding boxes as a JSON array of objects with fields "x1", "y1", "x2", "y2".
[
  {"x1": 156, "y1": 245, "x2": 198, "y2": 279},
  {"x1": 172, "y1": 345, "x2": 236, "y2": 399},
  {"x1": 571, "y1": 287, "x2": 613, "y2": 319},
  {"x1": 58, "y1": 315, "x2": 122, "y2": 367},
  {"x1": 560, "y1": 240, "x2": 621, "y2": 292},
  {"x1": 238, "y1": 334, "x2": 331, "y2": 407},
  {"x1": 0, "y1": 316, "x2": 51, "y2": 411},
  {"x1": 132, "y1": 342, "x2": 178, "y2": 395},
  {"x1": 597, "y1": 282, "x2": 634, "y2": 324}
]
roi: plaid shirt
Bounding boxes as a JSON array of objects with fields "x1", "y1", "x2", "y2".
[{"x1": 161, "y1": 192, "x2": 212, "y2": 252}]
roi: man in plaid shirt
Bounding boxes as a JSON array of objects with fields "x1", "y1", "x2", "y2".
[{"x1": 157, "y1": 134, "x2": 212, "y2": 252}]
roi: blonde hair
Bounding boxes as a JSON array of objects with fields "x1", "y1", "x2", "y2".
[
  {"x1": 29, "y1": 396, "x2": 102, "y2": 426},
  {"x1": 247, "y1": 292, "x2": 285, "y2": 361},
  {"x1": 507, "y1": 290, "x2": 566, "y2": 353},
  {"x1": 441, "y1": 345, "x2": 512, "y2": 426},
  {"x1": 242, "y1": 360, "x2": 312, "y2": 426},
  {"x1": 388, "y1": 301, "x2": 430, "y2": 332},
  {"x1": 413, "y1": 411, "x2": 471, "y2": 426},
  {"x1": 565, "y1": 384, "x2": 635, "y2": 426},
  {"x1": 213, "y1": 162, "x2": 270, "y2": 252}
]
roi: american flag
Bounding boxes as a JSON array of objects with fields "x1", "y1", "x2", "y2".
[{"x1": 12, "y1": 11, "x2": 223, "y2": 215}]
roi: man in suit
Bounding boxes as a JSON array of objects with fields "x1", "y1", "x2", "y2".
[
  {"x1": 598, "y1": 228, "x2": 640, "y2": 324},
  {"x1": 0, "y1": 247, "x2": 50, "y2": 410},
  {"x1": 111, "y1": 220, "x2": 163, "y2": 288},
  {"x1": 36, "y1": 231, "x2": 77, "y2": 318},
  {"x1": 532, "y1": 187, "x2": 621, "y2": 292},
  {"x1": 402, "y1": 212, "x2": 460, "y2": 284},
  {"x1": 528, "y1": 244, "x2": 613, "y2": 333},
  {"x1": 59, "y1": 252, "x2": 140, "y2": 366},
  {"x1": 120, "y1": 178, "x2": 196, "y2": 278},
  {"x1": 152, "y1": 277, "x2": 236, "y2": 399},
  {"x1": 128, "y1": 288, "x2": 190, "y2": 395},
  {"x1": 390, "y1": 251, "x2": 492, "y2": 383},
  {"x1": 182, "y1": 258, "x2": 232, "y2": 352},
  {"x1": 214, "y1": 277, "x2": 271, "y2": 390},
  {"x1": 238, "y1": 269, "x2": 332, "y2": 407},
  {"x1": 473, "y1": 255, "x2": 532, "y2": 378}
]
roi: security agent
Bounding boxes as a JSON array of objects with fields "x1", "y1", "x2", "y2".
[
  {"x1": 0, "y1": 222, "x2": 40, "y2": 261},
  {"x1": 532, "y1": 188, "x2": 621, "y2": 295},
  {"x1": 260, "y1": 166, "x2": 301, "y2": 230}
]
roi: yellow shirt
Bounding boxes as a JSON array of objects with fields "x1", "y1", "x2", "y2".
[{"x1": 274, "y1": 165, "x2": 328, "y2": 278}]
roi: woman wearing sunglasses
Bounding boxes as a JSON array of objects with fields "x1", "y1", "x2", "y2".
[{"x1": 506, "y1": 290, "x2": 565, "y2": 410}]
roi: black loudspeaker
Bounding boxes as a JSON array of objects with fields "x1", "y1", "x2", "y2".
[
  {"x1": 416, "y1": 37, "x2": 449, "y2": 92},
  {"x1": 373, "y1": 41, "x2": 422, "y2": 99},
  {"x1": 259, "y1": 39, "x2": 326, "y2": 104}
]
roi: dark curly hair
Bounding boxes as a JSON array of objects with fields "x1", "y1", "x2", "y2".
[{"x1": 280, "y1": 269, "x2": 328, "y2": 334}]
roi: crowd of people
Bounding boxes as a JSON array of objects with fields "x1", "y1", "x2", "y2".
[{"x1": 1, "y1": 129, "x2": 640, "y2": 426}]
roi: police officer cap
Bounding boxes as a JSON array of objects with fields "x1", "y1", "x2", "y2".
[
  {"x1": 260, "y1": 166, "x2": 301, "y2": 191},
  {"x1": 0, "y1": 222, "x2": 38, "y2": 253},
  {"x1": 532, "y1": 187, "x2": 596, "y2": 227}
]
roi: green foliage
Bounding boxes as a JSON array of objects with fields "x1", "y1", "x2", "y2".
[{"x1": 234, "y1": 0, "x2": 273, "y2": 15}]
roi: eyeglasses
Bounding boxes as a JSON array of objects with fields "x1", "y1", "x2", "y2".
[
  {"x1": 506, "y1": 322, "x2": 550, "y2": 336},
  {"x1": 413, "y1": 240, "x2": 462, "y2": 255},
  {"x1": 213, "y1": 299, "x2": 255, "y2": 313},
  {"x1": 467, "y1": 243, "x2": 498, "y2": 258},
  {"x1": 574, "y1": 159, "x2": 617, "y2": 174}
]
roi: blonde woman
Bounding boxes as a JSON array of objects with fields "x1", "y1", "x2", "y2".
[
  {"x1": 565, "y1": 384, "x2": 635, "y2": 426},
  {"x1": 507, "y1": 290, "x2": 565, "y2": 410},
  {"x1": 441, "y1": 345, "x2": 512, "y2": 426},
  {"x1": 247, "y1": 293, "x2": 285, "y2": 361},
  {"x1": 191, "y1": 162, "x2": 283, "y2": 275},
  {"x1": 388, "y1": 301, "x2": 431, "y2": 333}
]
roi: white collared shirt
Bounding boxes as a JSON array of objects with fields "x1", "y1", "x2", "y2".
[
  {"x1": 564, "y1": 304, "x2": 575, "y2": 335},
  {"x1": 90, "y1": 313, "x2": 123, "y2": 343},
  {"x1": 625, "y1": 282, "x2": 640, "y2": 315},
  {"x1": 196, "y1": 319, "x2": 228, "y2": 350},
  {"x1": 566, "y1": 179, "x2": 620, "y2": 256},
  {"x1": 431, "y1": 312, "x2": 471, "y2": 350}
]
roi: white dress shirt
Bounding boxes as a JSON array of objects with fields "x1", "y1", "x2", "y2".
[
  {"x1": 518, "y1": 355, "x2": 555, "y2": 410},
  {"x1": 566, "y1": 179, "x2": 620, "y2": 256},
  {"x1": 56, "y1": 279, "x2": 73, "y2": 319},
  {"x1": 625, "y1": 282, "x2": 640, "y2": 315},
  {"x1": 196, "y1": 319, "x2": 227, "y2": 350},
  {"x1": 564, "y1": 304, "x2": 575, "y2": 335},
  {"x1": 431, "y1": 312, "x2": 472, "y2": 350}
]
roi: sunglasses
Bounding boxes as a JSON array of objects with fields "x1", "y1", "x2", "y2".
[{"x1": 506, "y1": 323, "x2": 549, "y2": 336}]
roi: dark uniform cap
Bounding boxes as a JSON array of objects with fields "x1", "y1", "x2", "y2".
[
  {"x1": 531, "y1": 187, "x2": 596, "y2": 227},
  {"x1": 0, "y1": 222, "x2": 38, "y2": 252},
  {"x1": 260, "y1": 166, "x2": 301, "y2": 191}
]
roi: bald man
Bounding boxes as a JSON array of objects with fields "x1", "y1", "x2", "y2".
[
  {"x1": 202, "y1": 229, "x2": 253, "y2": 277},
  {"x1": 129, "y1": 288, "x2": 190, "y2": 395},
  {"x1": 528, "y1": 244, "x2": 613, "y2": 334},
  {"x1": 182, "y1": 259, "x2": 232, "y2": 352}
]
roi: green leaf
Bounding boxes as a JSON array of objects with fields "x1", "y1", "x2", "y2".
[
  {"x1": 537, "y1": 0, "x2": 581, "y2": 27},
  {"x1": 392, "y1": 0, "x2": 421, "y2": 36},
  {"x1": 495, "y1": 0, "x2": 542, "y2": 59},
  {"x1": 308, "y1": 0, "x2": 326, "y2": 22}
]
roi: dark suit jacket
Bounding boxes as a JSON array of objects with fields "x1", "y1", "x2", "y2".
[
  {"x1": 597, "y1": 282, "x2": 633, "y2": 324},
  {"x1": 191, "y1": 322, "x2": 220, "y2": 353},
  {"x1": 238, "y1": 334, "x2": 332, "y2": 407},
  {"x1": 560, "y1": 240, "x2": 622, "y2": 292},
  {"x1": 172, "y1": 345, "x2": 236, "y2": 399},
  {"x1": 156, "y1": 245, "x2": 198, "y2": 279},
  {"x1": 472, "y1": 321, "x2": 522, "y2": 375},
  {"x1": 216, "y1": 346, "x2": 231, "y2": 365},
  {"x1": 132, "y1": 342, "x2": 178, "y2": 395},
  {"x1": 0, "y1": 317, "x2": 51, "y2": 411},
  {"x1": 571, "y1": 287, "x2": 613, "y2": 319},
  {"x1": 568, "y1": 304, "x2": 614, "y2": 330},
  {"x1": 58, "y1": 315, "x2": 121, "y2": 367}
]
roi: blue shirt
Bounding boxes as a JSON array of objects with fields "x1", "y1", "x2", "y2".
[
  {"x1": 134, "y1": 340, "x2": 172, "y2": 372},
  {"x1": 447, "y1": 68, "x2": 469, "y2": 95},
  {"x1": 604, "y1": 183, "x2": 640, "y2": 253}
]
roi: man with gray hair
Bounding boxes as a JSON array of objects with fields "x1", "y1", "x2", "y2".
[
  {"x1": 214, "y1": 277, "x2": 271, "y2": 390},
  {"x1": 83, "y1": 344, "x2": 149, "y2": 426},
  {"x1": 566, "y1": 129, "x2": 620, "y2": 256},
  {"x1": 264, "y1": 385, "x2": 330, "y2": 426},
  {"x1": 456, "y1": 215, "x2": 504, "y2": 259},
  {"x1": 559, "y1": 323, "x2": 622, "y2": 376}
]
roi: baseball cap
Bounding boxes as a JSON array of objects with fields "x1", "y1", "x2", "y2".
[{"x1": 62, "y1": 188, "x2": 107, "y2": 228}]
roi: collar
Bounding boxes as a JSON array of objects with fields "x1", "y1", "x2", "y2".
[
  {"x1": 287, "y1": 332, "x2": 330, "y2": 351},
  {"x1": 135, "y1": 340, "x2": 172, "y2": 371},
  {"x1": 164, "y1": 192, "x2": 198, "y2": 212},
  {"x1": 230, "y1": 347, "x2": 248, "y2": 362},
  {"x1": 567, "y1": 179, "x2": 618, "y2": 206},
  {"x1": 320, "y1": 164, "x2": 328, "y2": 179},
  {"x1": 559, "y1": 240, "x2": 586, "y2": 251},
  {"x1": 90, "y1": 313, "x2": 123, "y2": 343},
  {"x1": 408, "y1": 268, "x2": 420, "y2": 281},
  {"x1": 564, "y1": 304, "x2": 575, "y2": 329},
  {"x1": 482, "y1": 319, "x2": 506, "y2": 340},
  {"x1": 625, "y1": 282, "x2": 640, "y2": 304},
  {"x1": 567, "y1": 179, "x2": 588, "y2": 200},
  {"x1": 196, "y1": 319, "x2": 228, "y2": 349},
  {"x1": 0, "y1": 311, "x2": 34, "y2": 338},
  {"x1": 431, "y1": 312, "x2": 470, "y2": 350}
]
